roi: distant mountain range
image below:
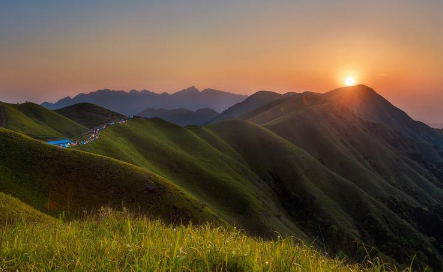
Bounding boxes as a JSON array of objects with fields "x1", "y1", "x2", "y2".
[
  {"x1": 41, "y1": 86, "x2": 247, "y2": 115},
  {"x1": 137, "y1": 108, "x2": 219, "y2": 126}
]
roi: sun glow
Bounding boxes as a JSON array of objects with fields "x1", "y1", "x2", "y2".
[{"x1": 344, "y1": 76, "x2": 356, "y2": 86}]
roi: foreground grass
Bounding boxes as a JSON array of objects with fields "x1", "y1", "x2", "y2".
[{"x1": 0, "y1": 210, "x2": 402, "y2": 272}]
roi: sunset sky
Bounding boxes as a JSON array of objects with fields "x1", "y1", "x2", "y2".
[{"x1": 1, "y1": 0, "x2": 442, "y2": 124}]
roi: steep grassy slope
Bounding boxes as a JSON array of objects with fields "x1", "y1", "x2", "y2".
[
  {"x1": 0, "y1": 210, "x2": 399, "y2": 272},
  {"x1": 0, "y1": 192, "x2": 54, "y2": 225},
  {"x1": 0, "y1": 128, "x2": 221, "y2": 225},
  {"x1": 55, "y1": 103, "x2": 125, "y2": 129},
  {"x1": 208, "y1": 91, "x2": 292, "y2": 124},
  {"x1": 207, "y1": 120, "x2": 443, "y2": 269},
  {"x1": 245, "y1": 92, "x2": 443, "y2": 204},
  {"x1": 77, "y1": 118, "x2": 308, "y2": 239},
  {"x1": 137, "y1": 107, "x2": 219, "y2": 126},
  {"x1": 0, "y1": 102, "x2": 88, "y2": 140},
  {"x1": 238, "y1": 91, "x2": 443, "y2": 269},
  {"x1": 324, "y1": 85, "x2": 443, "y2": 148},
  {"x1": 76, "y1": 118, "x2": 443, "y2": 269}
]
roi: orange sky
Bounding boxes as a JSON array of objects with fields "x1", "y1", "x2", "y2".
[{"x1": 0, "y1": 1, "x2": 442, "y2": 124}]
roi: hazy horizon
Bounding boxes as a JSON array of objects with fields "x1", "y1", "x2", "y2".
[{"x1": 1, "y1": 0, "x2": 442, "y2": 124}]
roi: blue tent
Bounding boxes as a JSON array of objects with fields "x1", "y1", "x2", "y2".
[{"x1": 46, "y1": 140, "x2": 72, "y2": 147}]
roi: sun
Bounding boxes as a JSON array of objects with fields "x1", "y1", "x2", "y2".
[{"x1": 344, "y1": 76, "x2": 356, "y2": 86}]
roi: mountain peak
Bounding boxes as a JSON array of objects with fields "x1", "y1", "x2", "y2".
[
  {"x1": 331, "y1": 84, "x2": 376, "y2": 95},
  {"x1": 176, "y1": 86, "x2": 200, "y2": 94},
  {"x1": 323, "y1": 84, "x2": 381, "y2": 106}
]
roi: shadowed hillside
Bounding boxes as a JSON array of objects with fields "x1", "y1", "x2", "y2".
[
  {"x1": 76, "y1": 116, "x2": 443, "y2": 269},
  {"x1": 137, "y1": 107, "x2": 219, "y2": 126},
  {"x1": 3, "y1": 86, "x2": 443, "y2": 269},
  {"x1": 55, "y1": 103, "x2": 125, "y2": 129},
  {"x1": 0, "y1": 102, "x2": 88, "y2": 140},
  {"x1": 0, "y1": 128, "x2": 222, "y2": 225},
  {"x1": 208, "y1": 91, "x2": 295, "y2": 124},
  {"x1": 0, "y1": 192, "x2": 54, "y2": 225},
  {"x1": 324, "y1": 85, "x2": 443, "y2": 148},
  {"x1": 77, "y1": 118, "x2": 309, "y2": 239}
]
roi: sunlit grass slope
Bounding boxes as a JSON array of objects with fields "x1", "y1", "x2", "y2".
[
  {"x1": 0, "y1": 192, "x2": 54, "y2": 225},
  {"x1": 0, "y1": 101, "x2": 88, "y2": 140},
  {"x1": 0, "y1": 127, "x2": 221, "y2": 225},
  {"x1": 78, "y1": 117, "x2": 443, "y2": 270},
  {"x1": 0, "y1": 210, "x2": 400, "y2": 272},
  {"x1": 77, "y1": 118, "x2": 308, "y2": 239},
  {"x1": 55, "y1": 102, "x2": 125, "y2": 129}
]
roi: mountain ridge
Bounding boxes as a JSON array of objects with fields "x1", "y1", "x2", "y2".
[
  {"x1": 137, "y1": 107, "x2": 219, "y2": 126},
  {"x1": 3, "y1": 85, "x2": 443, "y2": 269},
  {"x1": 55, "y1": 103, "x2": 125, "y2": 129},
  {"x1": 0, "y1": 101, "x2": 88, "y2": 140},
  {"x1": 42, "y1": 87, "x2": 247, "y2": 115},
  {"x1": 208, "y1": 91, "x2": 295, "y2": 124}
]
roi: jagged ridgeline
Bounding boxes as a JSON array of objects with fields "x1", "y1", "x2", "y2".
[{"x1": 1, "y1": 85, "x2": 443, "y2": 270}]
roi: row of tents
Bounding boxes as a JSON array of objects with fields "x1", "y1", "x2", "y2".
[{"x1": 46, "y1": 117, "x2": 132, "y2": 148}]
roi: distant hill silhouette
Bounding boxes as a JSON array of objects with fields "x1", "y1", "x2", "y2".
[
  {"x1": 42, "y1": 87, "x2": 247, "y2": 115},
  {"x1": 55, "y1": 103, "x2": 125, "y2": 129},
  {"x1": 137, "y1": 107, "x2": 219, "y2": 126}
]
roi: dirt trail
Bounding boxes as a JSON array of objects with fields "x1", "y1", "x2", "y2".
[{"x1": 0, "y1": 106, "x2": 6, "y2": 128}]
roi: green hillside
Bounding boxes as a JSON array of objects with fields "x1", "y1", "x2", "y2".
[
  {"x1": 137, "y1": 107, "x2": 219, "y2": 126},
  {"x1": 239, "y1": 90, "x2": 443, "y2": 269},
  {"x1": 0, "y1": 192, "x2": 54, "y2": 225},
  {"x1": 77, "y1": 118, "x2": 308, "y2": 239},
  {"x1": 2, "y1": 87, "x2": 443, "y2": 269},
  {"x1": 0, "y1": 102, "x2": 88, "y2": 140},
  {"x1": 76, "y1": 117, "x2": 443, "y2": 269},
  {"x1": 55, "y1": 103, "x2": 125, "y2": 129},
  {"x1": 209, "y1": 91, "x2": 289, "y2": 124},
  {"x1": 324, "y1": 85, "x2": 443, "y2": 148},
  {"x1": 0, "y1": 127, "x2": 221, "y2": 225}
]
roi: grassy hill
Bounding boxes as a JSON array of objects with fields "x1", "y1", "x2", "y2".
[
  {"x1": 0, "y1": 210, "x2": 400, "y2": 272},
  {"x1": 0, "y1": 127, "x2": 222, "y2": 226},
  {"x1": 3, "y1": 86, "x2": 443, "y2": 270},
  {"x1": 0, "y1": 192, "x2": 54, "y2": 225},
  {"x1": 0, "y1": 102, "x2": 88, "y2": 140},
  {"x1": 55, "y1": 103, "x2": 125, "y2": 129},
  {"x1": 237, "y1": 90, "x2": 443, "y2": 268},
  {"x1": 76, "y1": 117, "x2": 443, "y2": 269},
  {"x1": 77, "y1": 118, "x2": 308, "y2": 239},
  {"x1": 137, "y1": 107, "x2": 219, "y2": 126},
  {"x1": 324, "y1": 85, "x2": 443, "y2": 148},
  {"x1": 208, "y1": 91, "x2": 291, "y2": 124}
]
